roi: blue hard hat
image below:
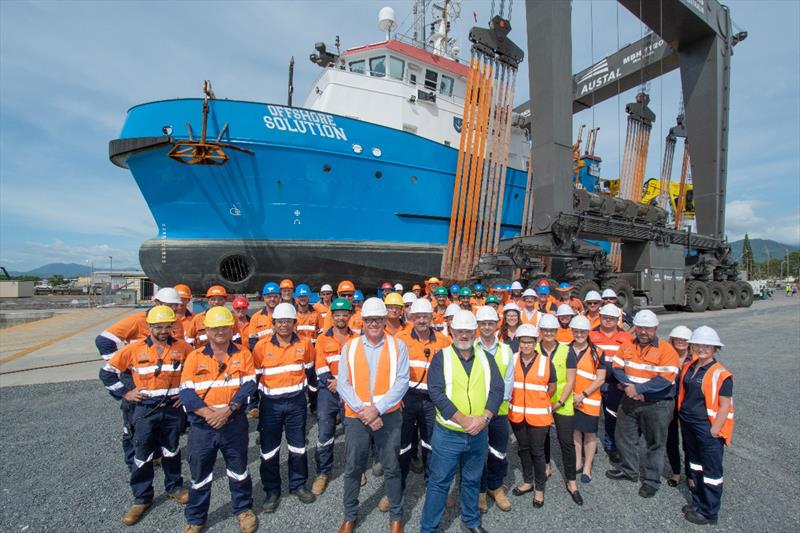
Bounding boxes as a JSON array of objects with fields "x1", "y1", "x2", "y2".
[
  {"x1": 537, "y1": 285, "x2": 551, "y2": 295},
  {"x1": 294, "y1": 284, "x2": 311, "y2": 297},
  {"x1": 558, "y1": 282, "x2": 572, "y2": 290},
  {"x1": 353, "y1": 290, "x2": 365, "y2": 302},
  {"x1": 474, "y1": 283, "x2": 484, "y2": 292},
  {"x1": 504, "y1": 284, "x2": 512, "y2": 291},
  {"x1": 493, "y1": 283, "x2": 504, "y2": 291},
  {"x1": 450, "y1": 284, "x2": 460, "y2": 294},
  {"x1": 262, "y1": 282, "x2": 280, "y2": 295}
]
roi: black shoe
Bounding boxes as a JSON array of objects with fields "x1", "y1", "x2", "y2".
[
  {"x1": 512, "y1": 485, "x2": 533, "y2": 496},
  {"x1": 667, "y1": 478, "x2": 679, "y2": 487},
  {"x1": 682, "y1": 504, "x2": 695, "y2": 514},
  {"x1": 568, "y1": 488, "x2": 584, "y2": 506},
  {"x1": 290, "y1": 487, "x2": 316, "y2": 504},
  {"x1": 684, "y1": 510, "x2": 718, "y2": 525},
  {"x1": 410, "y1": 455, "x2": 424, "y2": 474},
  {"x1": 460, "y1": 523, "x2": 488, "y2": 533},
  {"x1": 605, "y1": 448, "x2": 621, "y2": 464},
  {"x1": 263, "y1": 493, "x2": 280, "y2": 513},
  {"x1": 532, "y1": 497, "x2": 544, "y2": 508},
  {"x1": 605, "y1": 469, "x2": 638, "y2": 482},
  {"x1": 638, "y1": 484, "x2": 658, "y2": 498}
]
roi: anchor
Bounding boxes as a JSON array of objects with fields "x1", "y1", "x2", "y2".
[{"x1": 168, "y1": 80, "x2": 254, "y2": 165}]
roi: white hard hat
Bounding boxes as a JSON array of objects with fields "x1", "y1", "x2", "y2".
[
  {"x1": 522, "y1": 288, "x2": 536, "y2": 298},
  {"x1": 402, "y1": 292, "x2": 418, "y2": 304},
  {"x1": 570, "y1": 315, "x2": 591, "y2": 330},
  {"x1": 475, "y1": 305, "x2": 499, "y2": 322},
  {"x1": 516, "y1": 323, "x2": 538, "y2": 338},
  {"x1": 503, "y1": 302, "x2": 521, "y2": 314},
  {"x1": 273, "y1": 302, "x2": 297, "y2": 320},
  {"x1": 584, "y1": 290, "x2": 602, "y2": 302},
  {"x1": 689, "y1": 325, "x2": 724, "y2": 347},
  {"x1": 361, "y1": 297, "x2": 388, "y2": 317},
  {"x1": 451, "y1": 310, "x2": 478, "y2": 330},
  {"x1": 409, "y1": 298, "x2": 433, "y2": 315},
  {"x1": 601, "y1": 288, "x2": 617, "y2": 299},
  {"x1": 394, "y1": 283, "x2": 403, "y2": 291},
  {"x1": 511, "y1": 281, "x2": 523, "y2": 290},
  {"x1": 633, "y1": 309, "x2": 659, "y2": 327},
  {"x1": 669, "y1": 325, "x2": 693, "y2": 341},
  {"x1": 538, "y1": 314, "x2": 559, "y2": 329},
  {"x1": 556, "y1": 304, "x2": 576, "y2": 317},
  {"x1": 599, "y1": 303, "x2": 621, "y2": 318},
  {"x1": 444, "y1": 303, "x2": 461, "y2": 318},
  {"x1": 155, "y1": 287, "x2": 182, "y2": 305},
  {"x1": 320, "y1": 284, "x2": 333, "y2": 293}
]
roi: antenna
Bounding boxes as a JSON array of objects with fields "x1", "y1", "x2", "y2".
[{"x1": 378, "y1": 7, "x2": 397, "y2": 40}]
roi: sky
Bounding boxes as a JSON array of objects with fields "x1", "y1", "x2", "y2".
[{"x1": 1, "y1": 0, "x2": 798, "y2": 272}]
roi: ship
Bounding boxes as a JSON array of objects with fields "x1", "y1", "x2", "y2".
[{"x1": 109, "y1": 2, "x2": 532, "y2": 292}]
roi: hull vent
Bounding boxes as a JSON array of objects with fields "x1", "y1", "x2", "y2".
[{"x1": 219, "y1": 255, "x2": 251, "y2": 283}]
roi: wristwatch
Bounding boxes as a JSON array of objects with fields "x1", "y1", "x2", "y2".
[{"x1": 483, "y1": 415, "x2": 491, "y2": 425}]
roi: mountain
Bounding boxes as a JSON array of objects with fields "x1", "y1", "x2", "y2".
[
  {"x1": 729, "y1": 238, "x2": 798, "y2": 262},
  {"x1": 6, "y1": 263, "x2": 141, "y2": 278}
]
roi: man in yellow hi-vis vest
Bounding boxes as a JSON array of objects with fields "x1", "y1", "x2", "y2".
[{"x1": 420, "y1": 310, "x2": 504, "y2": 533}]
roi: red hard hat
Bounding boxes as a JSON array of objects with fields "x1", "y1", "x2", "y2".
[
  {"x1": 381, "y1": 282, "x2": 393, "y2": 289},
  {"x1": 232, "y1": 296, "x2": 249, "y2": 309}
]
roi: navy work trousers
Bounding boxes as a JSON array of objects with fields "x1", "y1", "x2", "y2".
[
  {"x1": 399, "y1": 390, "x2": 435, "y2": 490},
  {"x1": 603, "y1": 384, "x2": 624, "y2": 451},
  {"x1": 682, "y1": 419, "x2": 725, "y2": 519},
  {"x1": 481, "y1": 414, "x2": 510, "y2": 492},
  {"x1": 130, "y1": 403, "x2": 184, "y2": 503},
  {"x1": 259, "y1": 392, "x2": 309, "y2": 495}
]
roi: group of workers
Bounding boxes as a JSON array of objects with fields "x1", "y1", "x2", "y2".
[{"x1": 97, "y1": 276, "x2": 734, "y2": 532}]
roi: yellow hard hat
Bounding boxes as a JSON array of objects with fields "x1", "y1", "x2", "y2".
[
  {"x1": 203, "y1": 306, "x2": 235, "y2": 328},
  {"x1": 147, "y1": 305, "x2": 177, "y2": 324},
  {"x1": 384, "y1": 292, "x2": 404, "y2": 307}
]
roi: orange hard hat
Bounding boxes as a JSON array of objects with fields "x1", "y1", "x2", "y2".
[
  {"x1": 174, "y1": 284, "x2": 192, "y2": 298},
  {"x1": 426, "y1": 277, "x2": 440, "y2": 284},
  {"x1": 337, "y1": 280, "x2": 355, "y2": 294},
  {"x1": 279, "y1": 279, "x2": 294, "y2": 289},
  {"x1": 206, "y1": 285, "x2": 227, "y2": 297},
  {"x1": 232, "y1": 296, "x2": 249, "y2": 309}
]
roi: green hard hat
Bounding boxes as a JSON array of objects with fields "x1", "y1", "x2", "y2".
[
  {"x1": 485, "y1": 295, "x2": 499, "y2": 304},
  {"x1": 330, "y1": 298, "x2": 353, "y2": 311},
  {"x1": 458, "y1": 287, "x2": 472, "y2": 297},
  {"x1": 434, "y1": 286, "x2": 448, "y2": 296}
]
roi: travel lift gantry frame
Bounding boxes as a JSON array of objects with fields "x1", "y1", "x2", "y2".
[{"x1": 473, "y1": 0, "x2": 751, "y2": 312}]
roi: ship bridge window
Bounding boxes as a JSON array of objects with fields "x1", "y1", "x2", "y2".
[
  {"x1": 388, "y1": 56, "x2": 405, "y2": 81},
  {"x1": 349, "y1": 60, "x2": 366, "y2": 74},
  {"x1": 440, "y1": 75, "x2": 454, "y2": 97},
  {"x1": 424, "y1": 69, "x2": 438, "y2": 91},
  {"x1": 369, "y1": 56, "x2": 386, "y2": 77}
]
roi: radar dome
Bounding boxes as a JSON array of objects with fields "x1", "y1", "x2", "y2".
[{"x1": 378, "y1": 7, "x2": 397, "y2": 35}]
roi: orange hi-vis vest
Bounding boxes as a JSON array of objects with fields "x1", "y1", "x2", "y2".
[
  {"x1": 185, "y1": 310, "x2": 241, "y2": 348},
  {"x1": 316, "y1": 328, "x2": 355, "y2": 378},
  {"x1": 397, "y1": 327, "x2": 451, "y2": 391},
  {"x1": 573, "y1": 344, "x2": 603, "y2": 416},
  {"x1": 313, "y1": 301, "x2": 331, "y2": 321},
  {"x1": 678, "y1": 359, "x2": 735, "y2": 445},
  {"x1": 519, "y1": 307, "x2": 540, "y2": 327},
  {"x1": 509, "y1": 352, "x2": 553, "y2": 427},
  {"x1": 343, "y1": 335, "x2": 401, "y2": 418},
  {"x1": 556, "y1": 326, "x2": 574, "y2": 345},
  {"x1": 105, "y1": 336, "x2": 193, "y2": 398},
  {"x1": 253, "y1": 333, "x2": 313, "y2": 397},
  {"x1": 589, "y1": 329, "x2": 632, "y2": 366},
  {"x1": 179, "y1": 343, "x2": 256, "y2": 408},
  {"x1": 612, "y1": 338, "x2": 680, "y2": 387},
  {"x1": 295, "y1": 307, "x2": 321, "y2": 342}
]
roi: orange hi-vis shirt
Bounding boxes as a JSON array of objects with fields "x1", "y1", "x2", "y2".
[
  {"x1": 509, "y1": 352, "x2": 553, "y2": 427},
  {"x1": 295, "y1": 307, "x2": 322, "y2": 343},
  {"x1": 100, "y1": 312, "x2": 150, "y2": 358},
  {"x1": 245, "y1": 307, "x2": 274, "y2": 350},
  {"x1": 313, "y1": 301, "x2": 331, "y2": 322},
  {"x1": 556, "y1": 326, "x2": 574, "y2": 344},
  {"x1": 184, "y1": 310, "x2": 241, "y2": 348},
  {"x1": 589, "y1": 328, "x2": 632, "y2": 367},
  {"x1": 519, "y1": 307, "x2": 541, "y2": 327},
  {"x1": 612, "y1": 338, "x2": 680, "y2": 392},
  {"x1": 178, "y1": 342, "x2": 257, "y2": 416},
  {"x1": 537, "y1": 300, "x2": 558, "y2": 314},
  {"x1": 397, "y1": 327, "x2": 451, "y2": 391},
  {"x1": 103, "y1": 336, "x2": 194, "y2": 399},
  {"x1": 343, "y1": 335, "x2": 402, "y2": 418},
  {"x1": 315, "y1": 327, "x2": 356, "y2": 382},
  {"x1": 584, "y1": 312, "x2": 601, "y2": 330},
  {"x1": 253, "y1": 333, "x2": 314, "y2": 398},
  {"x1": 349, "y1": 311, "x2": 364, "y2": 335},
  {"x1": 384, "y1": 319, "x2": 407, "y2": 337},
  {"x1": 572, "y1": 344, "x2": 604, "y2": 416}
]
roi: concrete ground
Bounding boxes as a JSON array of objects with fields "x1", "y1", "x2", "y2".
[{"x1": 0, "y1": 297, "x2": 798, "y2": 531}]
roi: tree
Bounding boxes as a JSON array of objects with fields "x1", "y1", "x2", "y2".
[
  {"x1": 741, "y1": 233, "x2": 754, "y2": 280},
  {"x1": 48, "y1": 274, "x2": 66, "y2": 287}
]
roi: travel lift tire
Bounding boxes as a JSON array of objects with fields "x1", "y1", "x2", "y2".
[
  {"x1": 705, "y1": 281, "x2": 725, "y2": 311},
  {"x1": 572, "y1": 279, "x2": 600, "y2": 301},
  {"x1": 684, "y1": 280, "x2": 709, "y2": 313},
  {"x1": 722, "y1": 281, "x2": 740, "y2": 309},
  {"x1": 735, "y1": 280, "x2": 754, "y2": 308},
  {"x1": 604, "y1": 278, "x2": 635, "y2": 315}
]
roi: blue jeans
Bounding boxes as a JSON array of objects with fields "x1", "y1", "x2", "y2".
[{"x1": 420, "y1": 424, "x2": 488, "y2": 532}]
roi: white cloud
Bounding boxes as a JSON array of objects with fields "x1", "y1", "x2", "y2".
[
  {"x1": 726, "y1": 200, "x2": 800, "y2": 245},
  {"x1": 2, "y1": 240, "x2": 140, "y2": 271}
]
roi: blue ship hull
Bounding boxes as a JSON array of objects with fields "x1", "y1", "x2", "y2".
[{"x1": 111, "y1": 98, "x2": 528, "y2": 291}]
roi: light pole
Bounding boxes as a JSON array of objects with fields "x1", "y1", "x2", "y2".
[{"x1": 109, "y1": 256, "x2": 113, "y2": 291}]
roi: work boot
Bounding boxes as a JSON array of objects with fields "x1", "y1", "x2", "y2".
[
  {"x1": 378, "y1": 495, "x2": 390, "y2": 512},
  {"x1": 236, "y1": 509, "x2": 258, "y2": 533},
  {"x1": 389, "y1": 519, "x2": 404, "y2": 533},
  {"x1": 183, "y1": 525, "x2": 205, "y2": 533},
  {"x1": 248, "y1": 408, "x2": 260, "y2": 419},
  {"x1": 263, "y1": 492, "x2": 280, "y2": 513},
  {"x1": 477, "y1": 492, "x2": 488, "y2": 514},
  {"x1": 372, "y1": 461, "x2": 384, "y2": 476},
  {"x1": 122, "y1": 502, "x2": 151, "y2": 526},
  {"x1": 488, "y1": 487, "x2": 512, "y2": 512},
  {"x1": 166, "y1": 488, "x2": 189, "y2": 504},
  {"x1": 337, "y1": 520, "x2": 356, "y2": 533},
  {"x1": 311, "y1": 474, "x2": 330, "y2": 495},
  {"x1": 290, "y1": 487, "x2": 316, "y2": 504}
]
